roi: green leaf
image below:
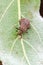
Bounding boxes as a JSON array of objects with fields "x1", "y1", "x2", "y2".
[{"x1": 0, "y1": 0, "x2": 43, "y2": 65}]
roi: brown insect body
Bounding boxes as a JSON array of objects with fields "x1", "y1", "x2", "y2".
[{"x1": 18, "y1": 18, "x2": 30, "y2": 35}]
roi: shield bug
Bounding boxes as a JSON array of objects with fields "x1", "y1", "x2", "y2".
[{"x1": 17, "y1": 18, "x2": 30, "y2": 36}]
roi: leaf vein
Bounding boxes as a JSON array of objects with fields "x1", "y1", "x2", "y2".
[
  {"x1": 0, "y1": 0, "x2": 14, "y2": 22},
  {"x1": 21, "y1": 38, "x2": 31, "y2": 65},
  {"x1": 23, "y1": 39, "x2": 40, "y2": 57},
  {"x1": 10, "y1": 36, "x2": 20, "y2": 54}
]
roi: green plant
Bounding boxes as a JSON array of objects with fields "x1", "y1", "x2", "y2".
[{"x1": 0, "y1": 0, "x2": 43, "y2": 65}]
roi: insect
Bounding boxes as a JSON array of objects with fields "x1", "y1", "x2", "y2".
[
  {"x1": 17, "y1": 18, "x2": 30, "y2": 36},
  {"x1": 0, "y1": 61, "x2": 2, "y2": 65}
]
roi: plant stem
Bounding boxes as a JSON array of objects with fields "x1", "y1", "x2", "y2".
[{"x1": 18, "y1": 0, "x2": 21, "y2": 20}]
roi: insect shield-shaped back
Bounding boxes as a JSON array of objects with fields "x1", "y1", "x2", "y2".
[{"x1": 18, "y1": 18, "x2": 30, "y2": 36}]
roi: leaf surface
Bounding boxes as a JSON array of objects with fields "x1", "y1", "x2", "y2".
[{"x1": 0, "y1": 0, "x2": 43, "y2": 65}]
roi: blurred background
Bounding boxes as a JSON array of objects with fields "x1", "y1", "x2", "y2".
[{"x1": 39, "y1": 0, "x2": 43, "y2": 17}]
